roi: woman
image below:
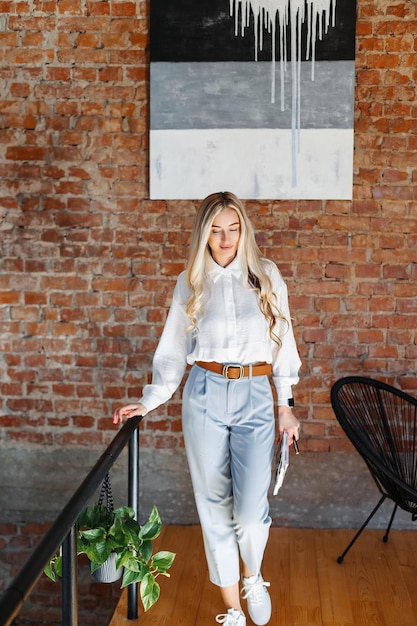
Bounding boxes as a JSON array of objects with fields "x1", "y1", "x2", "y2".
[{"x1": 113, "y1": 192, "x2": 301, "y2": 626}]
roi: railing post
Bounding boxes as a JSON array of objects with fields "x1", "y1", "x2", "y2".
[
  {"x1": 128, "y1": 427, "x2": 140, "y2": 620},
  {"x1": 62, "y1": 525, "x2": 78, "y2": 626}
]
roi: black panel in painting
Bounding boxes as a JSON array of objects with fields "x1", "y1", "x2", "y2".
[{"x1": 150, "y1": 0, "x2": 356, "y2": 63}]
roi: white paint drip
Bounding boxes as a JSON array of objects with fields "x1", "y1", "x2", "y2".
[{"x1": 229, "y1": 0, "x2": 337, "y2": 187}]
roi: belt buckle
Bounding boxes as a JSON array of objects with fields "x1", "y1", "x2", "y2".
[{"x1": 222, "y1": 363, "x2": 244, "y2": 379}]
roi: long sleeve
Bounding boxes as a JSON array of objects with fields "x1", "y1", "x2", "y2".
[
  {"x1": 140, "y1": 274, "x2": 193, "y2": 412},
  {"x1": 268, "y1": 264, "x2": 302, "y2": 403}
]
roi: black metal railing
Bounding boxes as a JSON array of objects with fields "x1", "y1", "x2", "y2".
[{"x1": 0, "y1": 415, "x2": 143, "y2": 626}]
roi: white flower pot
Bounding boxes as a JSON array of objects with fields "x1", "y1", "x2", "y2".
[{"x1": 91, "y1": 553, "x2": 123, "y2": 583}]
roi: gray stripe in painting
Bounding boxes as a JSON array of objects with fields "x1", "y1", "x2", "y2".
[{"x1": 151, "y1": 61, "x2": 354, "y2": 130}]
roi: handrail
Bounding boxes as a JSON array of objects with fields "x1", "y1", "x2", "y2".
[{"x1": 0, "y1": 415, "x2": 143, "y2": 626}]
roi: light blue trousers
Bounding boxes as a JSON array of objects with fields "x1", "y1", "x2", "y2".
[{"x1": 182, "y1": 364, "x2": 275, "y2": 588}]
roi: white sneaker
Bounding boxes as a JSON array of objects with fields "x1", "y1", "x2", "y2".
[
  {"x1": 216, "y1": 608, "x2": 246, "y2": 625},
  {"x1": 241, "y1": 573, "x2": 271, "y2": 626}
]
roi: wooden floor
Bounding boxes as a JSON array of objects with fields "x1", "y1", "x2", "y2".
[{"x1": 110, "y1": 525, "x2": 417, "y2": 626}]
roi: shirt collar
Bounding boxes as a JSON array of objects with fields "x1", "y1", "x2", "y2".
[{"x1": 208, "y1": 256, "x2": 243, "y2": 283}]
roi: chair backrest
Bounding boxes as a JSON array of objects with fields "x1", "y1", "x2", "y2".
[{"x1": 331, "y1": 376, "x2": 417, "y2": 516}]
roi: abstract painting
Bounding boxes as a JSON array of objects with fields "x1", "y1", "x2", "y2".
[{"x1": 150, "y1": 0, "x2": 356, "y2": 200}]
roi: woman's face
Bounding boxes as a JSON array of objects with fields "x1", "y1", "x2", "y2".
[{"x1": 207, "y1": 207, "x2": 241, "y2": 268}]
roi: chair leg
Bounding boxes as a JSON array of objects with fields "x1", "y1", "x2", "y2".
[
  {"x1": 337, "y1": 495, "x2": 387, "y2": 563},
  {"x1": 382, "y1": 503, "x2": 398, "y2": 543}
]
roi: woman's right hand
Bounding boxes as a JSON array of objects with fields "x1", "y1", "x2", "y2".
[{"x1": 113, "y1": 403, "x2": 147, "y2": 424}]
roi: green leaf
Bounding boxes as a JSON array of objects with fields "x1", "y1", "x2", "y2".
[
  {"x1": 140, "y1": 506, "x2": 162, "y2": 541},
  {"x1": 44, "y1": 555, "x2": 63, "y2": 581},
  {"x1": 44, "y1": 561, "x2": 56, "y2": 581},
  {"x1": 151, "y1": 550, "x2": 176, "y2": 574},
  {"x1": 54, "y1": 556, "x2": 63, "y2": 577},
  {"x1": 107, "y1": 536, "x2": 121, "y2": 553},
  {"x1": 114, "y1": 506, "x2": 135, "y2": 521},
  {"x1": 78, "y1": 527, "x2": 106, "y2": 542},
  {"x1": 122, "y1": 555, "x2": 145, "y2": 574},
  {"x1": 140, "y1": 572, "x2": 160, "y2": 612},
  {"x1": 115, "y1": 547, "x2": 130, "y2": 569},
  {"x1": 121, "y1": 567, "x2": 143, "y2": 588},
  {"x1": 139, "y1": 539, "x2": 153, "y2": 563},
  {"x1": 78, "y1": 504, "x2": 110, "y2": 529},
  {"x1": 108, "y1": 514, "x2": 124, "y2": 538},
  {"x1": 122, "y1": 519, "x2": 142, "y2": 547},
  {"x1": 83, "y1": 540, "x2": 112, "y2": 565}
]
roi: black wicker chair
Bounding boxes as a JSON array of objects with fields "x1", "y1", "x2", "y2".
[{"x1": 331, "y1": 376, "x2": 417, "y2": 563}]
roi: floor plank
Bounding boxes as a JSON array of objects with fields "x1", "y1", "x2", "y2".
[
  {"x1": 316, "y1": 530, "x2": 355, "y2": 626},
  {"x1": 110, "y1": 526, "x2": 417, "y2": 626}
]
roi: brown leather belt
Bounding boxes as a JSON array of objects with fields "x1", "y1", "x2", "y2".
[{"x1": 195, "y1": 361, "x2": 272, "y2": 380}]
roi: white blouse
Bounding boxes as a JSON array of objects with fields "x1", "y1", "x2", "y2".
[{"x1": 141, "y1": 257, "x2": 301, "y2": 412}]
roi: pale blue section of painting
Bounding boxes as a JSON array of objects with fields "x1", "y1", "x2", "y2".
[{"x1": 150, "y1": 61, "x2": 354, "y2": 130}]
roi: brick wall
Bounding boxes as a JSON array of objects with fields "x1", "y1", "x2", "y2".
[
  {"x1": 0, "y1": 0, "x2": 416, "y2": 622},
  {"x1": 1, "y1": 1, "x2": 416, "y2": 456}
]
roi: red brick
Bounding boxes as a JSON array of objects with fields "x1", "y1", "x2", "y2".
[
  {"x1": 7, "y1": 431, "x2": 53, "y2": 444},
  {"x1": 72, "y1": 415, "x2": 95, "y2": 428},
  {"x1": 0, "y1": 291, "x2": 20, "y2": 304},
  {"x1": 54, "y1": 432, "x2": 104, "y2": 445},
  {"x1": 6, "y1": 146, "x2": 46, "y2": 161},
  {"x1": 21, "y1": 32, "x2": 45, "y2": 46},
  {"x1": 111, "y1": 2, "x2": 136, "y2": 17},
  {"x1": 10, "y1": 82, "x2": 30, "y2": 97},
  {"x1": 86, "y1": 1, "x2": 110, "y2": 16}
]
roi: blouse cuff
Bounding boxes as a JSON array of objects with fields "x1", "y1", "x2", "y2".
[{"x1": 276, "y1": 384, "x2": 294, "y2": 405}]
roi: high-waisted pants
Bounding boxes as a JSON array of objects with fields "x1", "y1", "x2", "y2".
[{"x1": 182, "y1": 364, "x2": 275, "y2": 588}]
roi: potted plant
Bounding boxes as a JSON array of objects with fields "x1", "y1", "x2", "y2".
[{"x1": 45, "y1": 503, "x2": 175, "y2": 612}]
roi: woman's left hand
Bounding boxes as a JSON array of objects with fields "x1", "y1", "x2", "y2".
[{"x1": 278, "y1": 405, "x2": 300, "y2": 445}]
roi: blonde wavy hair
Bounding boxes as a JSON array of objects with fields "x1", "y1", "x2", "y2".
[{"x1": 185, "y1": 191, "x2": 287, "y2": 348}]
